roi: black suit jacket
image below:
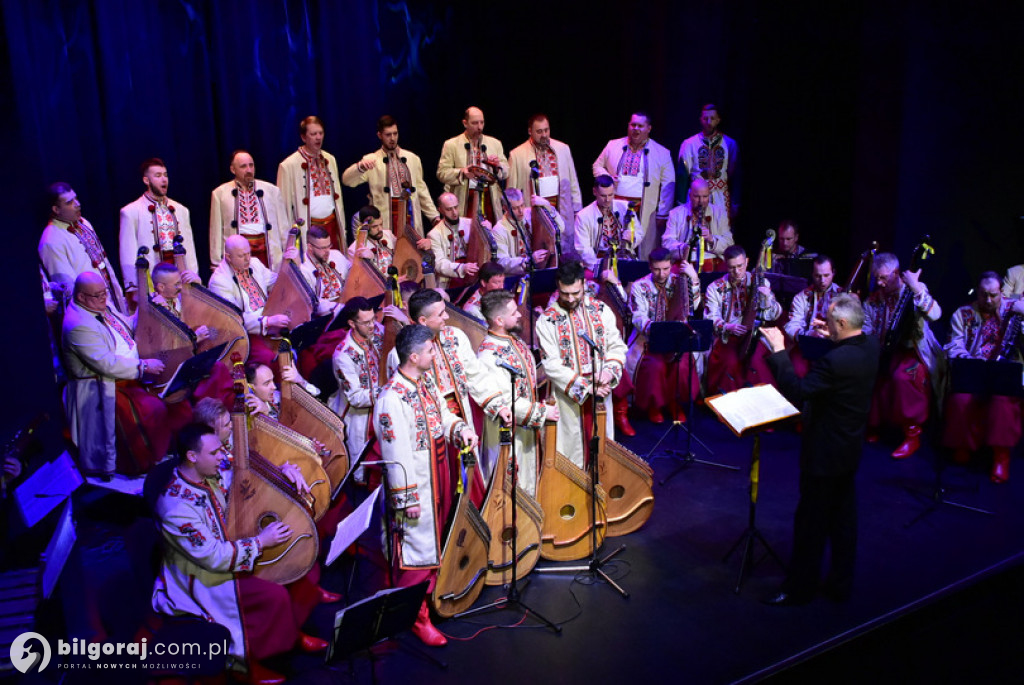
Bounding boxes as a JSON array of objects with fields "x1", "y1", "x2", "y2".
[{"x1": 767, "y1": 333, "x2": 880, "y2": 477}]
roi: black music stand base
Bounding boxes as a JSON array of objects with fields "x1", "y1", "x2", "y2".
[
  {"x1": 534, "y1": 543, "x2": 629, "y2": 598},
  {"x1": 722, "y1": 434, "x2": 785, "y2": 593},
  {"x1": 653, "y1": 419, "x2": 738, "y2": 486},
  {"x1": 453, "y1": 576, "x2": 562, "y2": 632},
  {"x1": 904, "y1": 451, "x2": 994, "y2": 528}
]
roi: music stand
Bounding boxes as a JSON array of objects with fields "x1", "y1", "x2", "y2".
[
  {"x1": 904, "y1": 358, "x2": 1013, "y2": 526},
  {"x1": 326, "y1": 582, "x2": 446, "y2": 681},
  {"x1": 645, "y1": 320, "x2": 739, "y2": 484}
]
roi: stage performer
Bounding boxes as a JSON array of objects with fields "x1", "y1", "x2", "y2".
[
  {"x1": 461, "y1": 261, "x2": 506, "y2": 322},
  {"x1": 61, "y1": 272, "x2": 168, "y2": 479},
  {"x1": 152, "y1": 423, "x2": 328, "y2": 685},
  {"x1": 477, "y1": 290, "x2": 558, "y2": 495},
  {"x1": 39, "y1": 182, "x2": 129, "y2": 315},
  {"x1": 507, "y1": 113, "x2": 582, "y2": 254},
  {"x1": 342, "y1": 115, "x2": 439, "y2": 238},
  {"x1": 491, "y1": 188, "x2": 554, "y2": 276},
  {"x1": 427, "y1": 192, "x2": 481, "y2": 288},
  {"x1": 299, "y1": 224, "x2": 350, "y2": 316},
  {"x1": 573, "y1": 175, "x2": 642, "y2": 275},
  {"x1": 942, "y1": 271, "x2": 1024, "y2": 482},
  {"x1": 373, "y1": 324, "x2": 478, "y2": 647},
  {"x1": 436, "y1": 106, "x2": 509, "y2": 222},
  {"x1": 536, "y1": 261, "x2": 627, "y2": 468},
  {"x1": 627, "y1": 248, "x2": 702, "y2": 424},
  {"x1": 277, "y1": 116, "x2": 346, "y2": 249},
  {"x1": 783, "y1": 255, "x2": 842, "y2": 377},
  {"x1": 704, "y1": 245, "x2": 783, "y2": 395},
  {"x1": 347, "y1": 205, "x2": 402, "y2": 272},
  {"x1": 662, "y1": 178, "x2": 733, "y2": 272},
  {"x1": 862, "y1": 252, "x2": 944, "y2": 459},
  {"x1": 210, "y1": 150, "x2": 290, "y2": 271},
  {"x1": 676, "y1": 104, "x2": 739, "y2": 216},
  {"x1": 592, "y1": 111, "x2": 675, "y2": 258},
  {"x1": 761, "y1": 294, "x2": 880, "y2": 605},
  {"x1": 119, "y1": 158, "x2": 199, "y2": 299}
]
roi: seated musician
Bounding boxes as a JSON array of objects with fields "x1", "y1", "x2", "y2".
[
  {"x1": 782, "y1": 255, "x2": 841, "y2": 377},
  {"x1": 536, "y1": 261, "x2": 628, "y2": 468},
  {"x1": 208, "y1": 234, "x2": 295, "y2": 336},
  {"x1": 573, "y1": 174, "x2": 642, "y2": 275},
  {"x1": 490, "y1": 188, "x2": 553, "y2": 276},
  {"x1": 477, "y1": 290, "x2": 558, "y2": 495},
  {"x1": 861, "y1": 252, "x2": 943, "y2": 459},
  {"x1": 245, "y1": 362, "x2": 317, "y2": 419},
  {"x1": 150, "y1": 262, "x2": 211, "y2": 342},
  {"x1": 662, "y1": 178, "x2": 732, "y2": 271},
  {"x1": 151, "y1": 423, "x2": 328, "y2": 685},
  {"x1": 329, "y1": 297, "x2": 384, "y2": 483},
  {"x1": 346, "y1": 205, "x2": 410, "y2": 273},
  {"x1": 1003, "y1": 263, "x2": 1024, "y2": 298},
  {"x1": 769, "y1": 220, "x2": 816, "y2": 275},
  {"x1": 462, "y1": 260, "x2": 506, "y2": 322},
  {"x1": 62, "y1": 272, "x2": 169, "y2": 479},
  {"x1": 299, "y1": 224, "x2": 350, "y2": 316},
  {"x1": 941, "y1": 272, "x2": 1024, "y2": 482},
  {"x1": 39, "y1": 182, "x2": 129, "y2": 315},
  {"x1": 704, "y1": 244, "x2": 783, "y2": 395},
  {"x1": 628, "y1": 248, "x2": 702, "y2": 424},
  {"x1": 373, "y1": 324, "x2": 478, "y2": 647},
  {"x1": 427, "y1": 192, "x2": 481, "y2": 288}
]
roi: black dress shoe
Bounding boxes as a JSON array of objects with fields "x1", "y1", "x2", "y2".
[{"x1": 762, "y1": 591, "x2": 812, "y2": 607}]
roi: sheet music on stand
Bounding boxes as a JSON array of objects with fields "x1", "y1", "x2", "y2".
[
  {"x1": 159, "y1": 341, "x2": 229, "y2": 399},
  {"x1": 42, "y1": 499, "x2": 76, "y2": 599},
  {"x1": 15, "y1": 451, "x2": 83, "y2": 528},
  {"x1": 706, "y1": 384, "x2": 800, "y2": 437},
  {"x1": 325, "y1": 485, "x2": 381, "y2": 566}
]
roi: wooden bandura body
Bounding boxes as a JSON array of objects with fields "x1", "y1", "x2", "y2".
[
  {"x1": 536, "y1": 412, "x2": 607, "y2": 561},
  {"x1": 391, "y1": 194, "x2": 425, "y2": 284},
  {"x1": 248, "y1": 413, "x2": 332, "y2": 522},
  {"x1": 432, "y1": 450, "x2": 490, "y2": 618},
  {"x1": 227, "y1": 363, "x2": 318, "y2": 585},
  {"x1": 595, "y1": 406, "x2": 654, "y2": 537},
  {"x1": 133, "y1": 251, "x2": 195, "y2": 394},
  {"x1": 481, "y1": 427, "x2": 544, "y2": 585},
  {"x1": 531, "y1": 205, "x2": 559, "y2": 269},
  {"x1": 263, "y1": 260, "x2": 316, "y2": 328},
  {"x1": 173, "y1": 238, "x2": 248, "y2": 365}
]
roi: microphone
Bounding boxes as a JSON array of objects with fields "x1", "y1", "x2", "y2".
[
  {"x1": 530, "y1": 159, "x2": 540, "y2": 178},
  {"x1": 387, "y1": 265, "x2": 399, "y2": 277},
  {"x1": 494, "y1": 358, "x2": 524, "y2": 378},
  {"x1": 481, "y1": 144, "x2": 487, "y2": 154},
  {"x1": 579, "y1": 331, "x2": 604, "y2": 357},
  {"x1": 255, "y1": 189, "x2": 264, "y2": 198},
  {"x1": 400, "y1": 156, "x2": 407, "y2": 165},
  {"x1": 382, "y1": 156, "x2": 389, "y2": 164},
  {"x1": 621, "y1": 144, "x2": 628, "y2": 152},
  {"x1": 464, "y1": 142, "x2": 471, "y2": 151}
]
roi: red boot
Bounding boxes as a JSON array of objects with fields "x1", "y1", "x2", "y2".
[
  {"x1": 991, "y1": 448, "x2": 1010, "y2": 484},
  {"x1": 247, "y1": 661, "x2": 285, "y2": 685},
  {"x1": 892, "y1": 425, "x2": 922, "y2": 459},
  {"x1": 411, "y1": 600, "x2": 447, "y2": 647},
  {"x1": 615, "y1": 399, "x2": 636, "y2": 437}
]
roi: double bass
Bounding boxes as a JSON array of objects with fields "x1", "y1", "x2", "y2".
[
  {"x1": 275, "y1": 338, "x2": 350, "y2": 497},
  {"x1": 432, "y1": 447, "x2": 491, "y2": 618},
  {"x1": 133, "y1": 248, "x2": 196, "y2": 394},
  {"x1": 536, "y1": 403, "x2": 608, "y2": 561},
  {"x1": 595, "y1": 406, "x2": 654, "y2": 537},
  {"x1": 481, "y1": 426, "x2": 544, "y2": 585},
  {"x1": 739, "y1": 229, "x2": 776, "y2": 358},
  {"x1": 173, "y1": 237, "x2": 249, "y2": 366},
  {"x1": 226, "y1": 356, "x2": 318, "y2": 585},
  {"x1": 883, "y1": 237, "x2": 934, "y2": 357}
]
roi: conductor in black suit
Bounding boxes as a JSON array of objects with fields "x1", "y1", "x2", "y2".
[{"x1": 760, "y1": 293, "x2": 880, "y2": 605}]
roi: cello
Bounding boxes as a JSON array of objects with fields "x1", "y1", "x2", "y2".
[
  {"x1": 275, "y1": 337, "x2": 350, "y2": 498},
  {"x1": 536, "y1": 402, "x2": 608, "y2": 561},
  {"x1": 173, "y1": 236, "x2": 249, "y2": 367},
  {"x1": 431, "y1": 447, "x2": 491, "y2": 618},
  {"x1": 595, "y1": 405, "x2": 654, "y2": 537},
  {"x1": 226, "y1": 355, "x2": 318, "y2": 585},
  {"x1": 481, "y1": 426, "x2": 544, "y2": 585}
]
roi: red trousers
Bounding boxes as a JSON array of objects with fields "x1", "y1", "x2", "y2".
[
  {"x1": 633, "y1": 351, "x2": 699, "y2": 410},
  {"x1": 706, "y1": 337, "x2": 777, "y2": 396},
  {"x1": 238, "y1": 564, "x2": 324, "y2": 661},
  {"x1": 942, "y1": 393, "x2": 1023, "y2": 450},
  {"x1": 869, "y1": 349, "x2": 930, "y2": 429},
  {"x1": 114, "y1": 383, "x2": 193, "y2": 476}
]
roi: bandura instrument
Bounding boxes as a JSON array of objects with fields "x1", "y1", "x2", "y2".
[
  {"x1": 739, "y1": 229, "x2": 776, "y2": 358},
  {"x1": 391, "y1": 190, "x2": 426, "y2": 284},
  {"x1": 536, "y1": 402, "x2": 608, "y2": 561},
  {"x1": 994, "y1": 311, "x2": 1023, "y2": 363},
  {"x1": 597, "y1": 240, "x2": 633, "y2": 340},
  {"x1": 263, "y1": 225, "x2": 316, "y2": 328},
  {"x1": 883, "y1": 237, "x2": 933, "y2": 356},
  {"x1": 481, "y1": 425, "x2": 544, "y2": 585},
  {"x1": 595, "y1": 406, "x2": 654, "y2": 537},
  {"x1": 248, "y1": 413, "x2": 331, "y2": 522},
  {"x1": 133, "y1": 248, "x2": 195, "y2": 395},
  {"x1": 529, "y1": 163, "x2": 560, "y2": 269},
  {"x1": 432, "y1": 447, "x2": 491, "y2": 618},
  {"x1": 276, "y1": 338, "x2": 349, "y2": 498},
  {"x1": 226, "y1": 355, "x2": 318, "y2": 585},
  {"x1": 340, "y1": 220, "x2": 389, "y2": 302},
  {"x1": 380, "y1": 266, "x2": 404, "y2": 370},
  {"x1": 173, "y1": 237, "x2": 248, "y2": 366}
]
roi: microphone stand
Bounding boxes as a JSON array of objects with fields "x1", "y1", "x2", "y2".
[
  {"x1": 536, "y1": 333, "x2": 629, "y2": 598},
  {"x1": 454, "y1": 365, "x2": 560, "y2": 632}
]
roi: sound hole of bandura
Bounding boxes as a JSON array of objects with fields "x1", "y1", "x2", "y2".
[
  {"x1": 609, "y1": 485, "x2": 625, "y2": 500},
  {"x1": 459, "y1": 555, "x2": 470, "y2": 570},
  {"x1": 501, "y1": 526, "x2": 516, "y2": 543},
  {"x1": 559, "y1": 505, "x2": 575, "y2": 520}
]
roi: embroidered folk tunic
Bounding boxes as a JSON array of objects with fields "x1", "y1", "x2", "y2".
[{"x1": 329, "y1": 324, "x2": 384, "y2": 460}]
